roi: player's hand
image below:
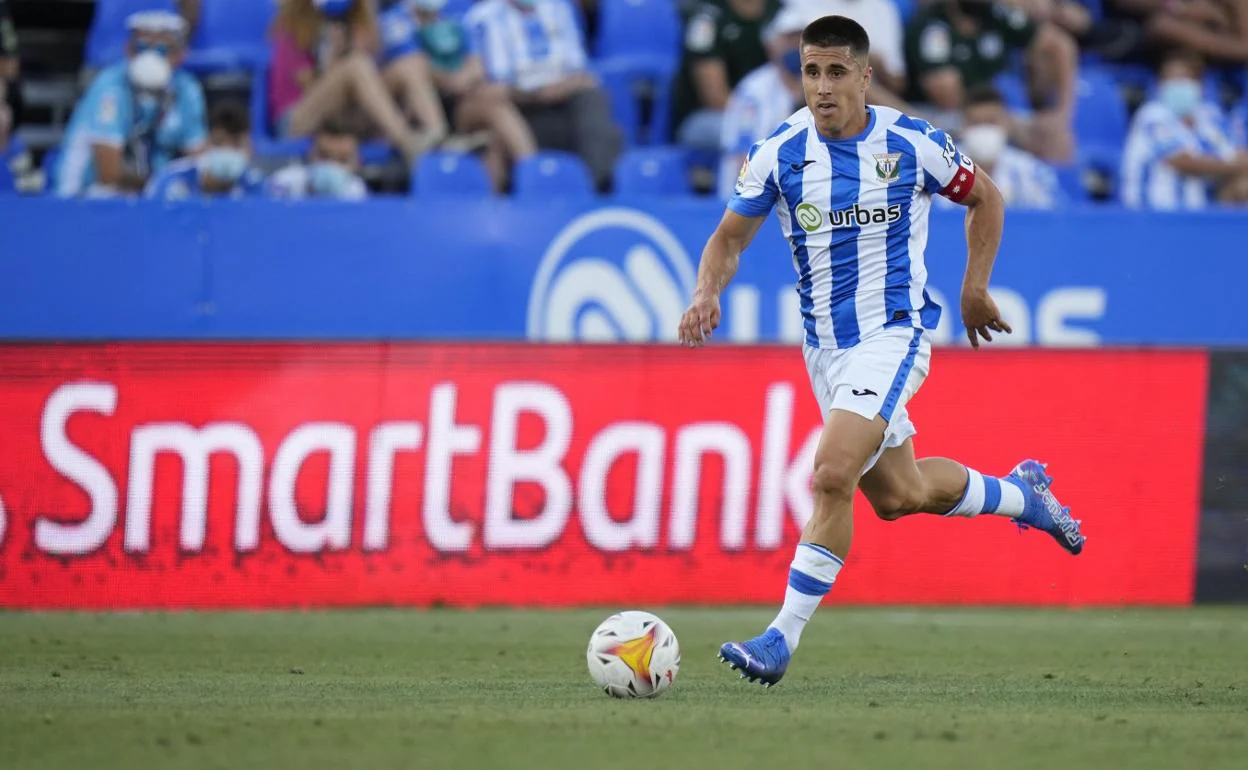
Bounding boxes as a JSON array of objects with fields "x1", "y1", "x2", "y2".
[
  {"x1": 678, "y1": 291, "x2": 720, "y2": 348},
  {"x1": 961, "y1": 286, "x2": 1012, "y2": 349}
]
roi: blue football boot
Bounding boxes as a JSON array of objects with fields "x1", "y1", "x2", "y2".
[
  {"x1": 718, "y1": 627, "x2": 791, "y2": 687},
  {"x1": 1008, "y1": 460, "x2": 1086, "y2": 555}
]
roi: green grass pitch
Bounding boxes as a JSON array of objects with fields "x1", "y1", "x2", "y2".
[{"x1": 2, "y1": 608, "x2": 1246, "y2": 769}]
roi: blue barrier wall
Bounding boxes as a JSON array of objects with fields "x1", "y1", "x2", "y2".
[{"x1": 2, "y1": 197, "x2": 1243, "y2": 345}]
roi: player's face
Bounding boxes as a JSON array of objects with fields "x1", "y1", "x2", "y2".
[{"x1": 801, "y1": 45, "x2": 871, "y2": 138}]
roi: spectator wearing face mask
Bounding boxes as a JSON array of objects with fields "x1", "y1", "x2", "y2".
[
  {"x1": 270, "y1": 0, "x2": 438, "y2": 165},
  {"x1": 267, "y1": 116, "x2": 369, "y2": 200},
  {"x1": 145, "y1": 101, "x2": 264, "y2": 200},
  {"x1": 1122, "y1": 49, "x2": 1248, "y2": 210},
  {"x1": 672, "y1": 0, "x2": 780, "y2": 153},
  {"x1": 381, "y1": 0, "x2": 537, "y2": 191},
  {"x1": 958, "y1": 85, "x2": 1063, "y2": 208},
  {"x1": 905, "y1": 0, "x2": 1078, "y2": 162},
  {"x1": 55, "y1": 11, "x2": 206, "y2": 198},
  {"x1": 717, "y1": 7, "x2": 808, "y2": 199}
]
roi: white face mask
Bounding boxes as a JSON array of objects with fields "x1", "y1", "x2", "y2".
[
  {"x1": 128, "y1": 50, "x2": 172, "y2": 92},
  {"x1": 960, "y1": 124, "x2": 1008, "y2": 165}
]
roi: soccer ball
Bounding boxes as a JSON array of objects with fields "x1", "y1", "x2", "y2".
[{"x1": 586, "y1": 611, "x2": 680, "y2": 698}]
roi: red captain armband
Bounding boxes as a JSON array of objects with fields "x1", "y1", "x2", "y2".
[{"x1": 940, "y1": 154, "x2": 977, "y2": 203}]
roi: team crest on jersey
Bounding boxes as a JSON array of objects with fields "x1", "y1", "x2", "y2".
[
  {"x1": 874, "y1": 152, "x2": 901, "y2": 183},
  {"x1": 734, "y1": 157, "x2": 749, "y2": 194}
]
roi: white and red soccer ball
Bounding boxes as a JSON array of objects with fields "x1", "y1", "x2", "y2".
[{"x1": 586, "y1": 611, "x2": 681, "y2": 698}]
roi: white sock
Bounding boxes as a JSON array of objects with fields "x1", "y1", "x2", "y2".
[
  {"x1": 945, "y1": 467, "x2": 1026, "y2": 518},
  {"x1": 767, "y1": 542, "x2": 843, "y2": 651}
]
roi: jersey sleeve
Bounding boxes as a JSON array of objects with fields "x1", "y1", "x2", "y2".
[
  {"x1": 905, "y1": 18, "x2": 955, "y2": 79},
  {"x1": 726, "y1": 140, "x2": 779, "y2": 218},
  {"x1": 682, "y1": 7, "x2": 722, "y2": 63},
  {"x1": 913, "y1": 120, "x2": 977, "y2": 203},
  {"x1": 83, "y1": 80, "x2": 128, "y2": 147},
  {"x1": 989, "y1": 4, "x2": 1037, "y2": 49}
]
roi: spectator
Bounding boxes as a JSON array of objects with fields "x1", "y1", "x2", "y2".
[
  {"x1": 268, "y1": 115, "x2": 370, "y2": 200},
  {"x1": 786, "y1": 0, "x2": 910, "y2": 107},
  {"x1": 55, "y1": 11, "x2": 206, "y2": 198},
  {"x1": 1105, "y1": 0, "x2": 1248, "y2": 63},
  {"x1": 270, "y1": 0, "x2": 435, "y2": 164},
  {"x1": 672, "y1": 0, "x2": 780, "y2": 153},
  {"x1": 958, "y1": 84, "x2": 1064, "y2": 208},
  {"x1": 904, "y1": 0, "x2": 1078, "y2": 162},
  {"x1": 466, "y1": 0, "x2": 622, "y2": 191},
  {"x1": 382, "y1": 0, "x2": 537, "y2": 191},
  {"x1": 717, "y1": 6, "x2": 808, "y2": 198},
  {"x1": 1122, "y1": 49, "x2": 1248, "y2": 209},
  {"x1": 145, "y1": 101, "x2": 265, "y2": 200},
  {"x1": 375, "y1": 0, "x2": 453, "y2": 147}
]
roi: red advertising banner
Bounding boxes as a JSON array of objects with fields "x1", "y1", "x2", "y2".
[{"x1": 0, "y1": 344, "x2": 1206, "y2": 609}]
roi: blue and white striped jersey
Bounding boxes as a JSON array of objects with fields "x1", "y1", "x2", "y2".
[
  {"x1": 729, "y1": 105, "x2": 976, "y2": 350},
  {"x1": 1121, "y1": 101, "x2": 1235, "y2": 211},
  {"x1": 464, "y1": 0, "x2": 587, "y2": 91}
]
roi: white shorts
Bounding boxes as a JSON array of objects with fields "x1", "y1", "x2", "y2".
[{"x1": 802, "y1": 326, "x2": 932, "y2": 475}]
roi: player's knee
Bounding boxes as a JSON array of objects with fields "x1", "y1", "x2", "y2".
[
  {"x1": 870, "y1": 489, "x2": 924, "y2": 521},
  {"x1": 810, "y1": 461, "x2": 856, "y2": 502}
]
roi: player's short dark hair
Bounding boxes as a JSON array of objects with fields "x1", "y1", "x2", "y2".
[
  {"x1": 208, "y1": 101, "x2": 250, "y2": 136},
  {"x1": 801, "y1": 15, "x2": 870, "y2": 60},
  {"x1": 965, "y1": 84, "x2": 1005, "y2": 109},
  {"x1": 1159, "y1": 48, "x2": 1205, "y2": 76}
]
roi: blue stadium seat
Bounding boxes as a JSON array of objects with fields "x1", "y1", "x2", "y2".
[
  {"x1": 595, "y1": 0, "x2": 681, "y2": 63},
  {"x1": 992, "y1": 72, "x2": 1030, "y2": 111},
  {"x1": 411, "y1": 151, "x2": 493, "y2": 196},
  {"x1": 513, "y1": 151, "x2": 595, "y2": 198},
  {"x1": 41, "y1": 147, "x2": 61, "y2": 192},
  {"x1": 595, "y1": 56, "x2": 677, "y2": 146},
  {"x1": 1074, "y1": 67, "x2": 1129, "y2": 149},
  {"x1": 891, "y1": 0, "x2": 920, "y2": 22},
  {"x1": 614, "y1": 146, "x2": 689, "y2": 196},
  {"x1": 85, "y1": 0, "x2": 177, "y2": 68},
  {"x1": 184, "y1": 0, "x2": 277, "y2": 73}
]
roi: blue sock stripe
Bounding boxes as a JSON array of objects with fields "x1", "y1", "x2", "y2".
[
  {"x1": 787, "y1": 568, "x2": 833, "y2": 597},
  {"x1": 982, "y1": 476, "x2": 1003, "y2": 513},
  {"x1": 799, "y1": 542, "x2": 844, "y2": 566}
]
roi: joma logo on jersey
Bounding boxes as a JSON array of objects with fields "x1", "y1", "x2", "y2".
[{"x1": 796, "y1": 202, "x2": 902, "y2": 232}]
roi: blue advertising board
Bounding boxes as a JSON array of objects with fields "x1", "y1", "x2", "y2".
[{"x1": 1, "y1": 197, "x2": 1243, "y2": 345}]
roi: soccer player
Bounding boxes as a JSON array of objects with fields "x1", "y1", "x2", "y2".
[
  {"x1": 677, "y1": 15, "x2": 1085, "y2": 687},
  {"x1": 145, "y1": 101, "x2": 264, "y2": 200}
]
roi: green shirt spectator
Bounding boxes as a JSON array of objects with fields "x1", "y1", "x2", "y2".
[
  {"x1": 904, "y1": 0, "x2": 1036, "y2": 106},
  {"x1": 672, "y1": 0, "x2": 779, "y2": 150}
]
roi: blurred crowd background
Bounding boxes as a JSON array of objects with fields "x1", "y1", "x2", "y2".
[{"x1": 2, "y1": 0, "x2": 1246, "y2": 208}]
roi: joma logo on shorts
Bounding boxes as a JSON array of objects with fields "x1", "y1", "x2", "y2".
[{"x1": 828, "y1": 203, "x2": 904, "y2": 228}]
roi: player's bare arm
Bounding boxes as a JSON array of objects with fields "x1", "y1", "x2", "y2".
[
  {"x1": 957, "y1": 168, "x2": 1013, "y2": 349},
  {"x1": 678, "y1": 210, "x2": 766, "y2": 347}
]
